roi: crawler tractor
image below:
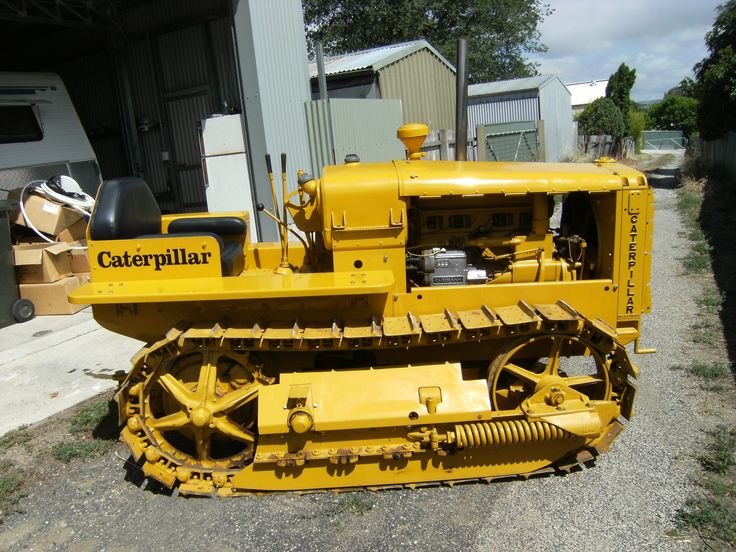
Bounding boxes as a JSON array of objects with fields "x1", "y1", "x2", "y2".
[{"x1": 70, "y1": 124, "x2": 653, "y2": 495}]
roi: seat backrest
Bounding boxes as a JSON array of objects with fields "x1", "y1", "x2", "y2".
[{"x1": 89, "y1": 178, "x2": 161, "y2": 240}]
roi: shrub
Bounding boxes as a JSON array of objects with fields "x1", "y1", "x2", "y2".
[{"x1": 578, "y1": 97, "x2": 625, "y2": 138}]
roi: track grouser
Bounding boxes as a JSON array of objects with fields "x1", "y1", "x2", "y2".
[{"x1": 70, "y1": 123, "x2": 654, "y2": 495}]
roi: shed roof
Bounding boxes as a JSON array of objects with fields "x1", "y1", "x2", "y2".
[
  {"x1": 468, "y1": 75, "x2": 564, "y2": 97},
  {"x1": 308, "y1": 40, "x2": 455, "y2": 78}
]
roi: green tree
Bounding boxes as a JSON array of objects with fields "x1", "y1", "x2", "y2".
[
  {"x1": 628, "y1": 108, "x2": 646, "y2": 151},
  {"x1": 678, "y1": 77, "x2": 697, "y2": 98},
  {"x1": 605, "y1": 63, "x2": 636, "y2": 135},
  {"x1": 302, "y1": 0, "x2": 553, "y2": 83},
  {"x1": 646, "y1": 96, "x2": 699, "y2": 138},
  {"x1": 577, "y1": 97, "x2": 625, "y2": 137},
  {"x1": 694, "y1": 0, "x2": 736, "y2": 139}
]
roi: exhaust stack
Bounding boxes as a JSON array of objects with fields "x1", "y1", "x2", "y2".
[{"x1": 455, "y1": 38, "x2": 469, "y2": 161}]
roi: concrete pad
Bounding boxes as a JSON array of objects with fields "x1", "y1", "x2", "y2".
[{"x1": 0, "y1": 307, "x2": 141, "y2": 436}]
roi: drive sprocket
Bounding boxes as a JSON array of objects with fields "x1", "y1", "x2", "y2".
[{"x1": 120, "y1": 334, "x2": 272, "y2": 494}]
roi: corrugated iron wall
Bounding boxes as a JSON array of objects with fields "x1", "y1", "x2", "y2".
[
  {"x1": 52, "y1": 51, "x2": 128, "y2": 181},
  {"x1": 467, "y1": 93, "x2": 540, "y2": 135},
  {"x1": 121, "y1": 0, "x2": 226, "y2": 36},
  {"x1": 233, "y1": 0, "x2": 312, "y2": 241},
  {"x1": 120, "y1": 3, "x2": 241, "y2": 213},
  {"x1": 378, "y1": 49, "x2": 454, "y2": 131},
  {"x1": 304, "y1": 99, "x2": 404, "y2": 176},
  {"x1": 304, "y1": 100, "x2": 334, "y2": 176},
  {"x1": 538, "y1": 80, "x2": 575, "y2": 161}
]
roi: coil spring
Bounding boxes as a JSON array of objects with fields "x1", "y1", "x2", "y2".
[{"x1": 454, "y1": 419, "x2": 572, "y2": 448}]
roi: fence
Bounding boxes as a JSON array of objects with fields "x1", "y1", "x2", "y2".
[
  {"x1": 642, "y1": 130, "x2": 685, "y2": 150},
  {"x1": 578, "y1": 135, "x2": 615, "y2": 158},
  {"x1": 420, "y1": 129, "x2": 477, "y2": 161},
  {"x1": 576, "y1": 135, "x2": 636, "y2": 159},
  {"x1": 476, "y1": 121, "x2": 539, "y2": 162},
  {"x1": 698, "y1": 131, "x2": 736, "y2": 179}
]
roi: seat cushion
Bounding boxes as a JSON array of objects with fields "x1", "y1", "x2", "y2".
[
  {"x1": 168, "y1": 216, "x2": 247, "y2": 238},
  {"x1": 90, "y1": 178, "x2": 161, "y2": 240}
]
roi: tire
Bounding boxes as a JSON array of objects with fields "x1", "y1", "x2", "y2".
[{"x1": 12, "y1": 299, "x2": 35, "y2": 323}]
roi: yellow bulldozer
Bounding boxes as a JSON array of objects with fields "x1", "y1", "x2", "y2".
[{"x1": 70, "y1": 123, "x2": 653, "y2": 496}]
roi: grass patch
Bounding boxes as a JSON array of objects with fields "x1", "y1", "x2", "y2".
[
  {"x1": 0, "y1": 426, "x2": 32, "y2": 449},
  {"x1": 699, "y1": 426, "x2": 736, "y2": 474},
  {"x1": 683, "y1": 252, "x2": 711, "y2": 273},
  {"x1": 0, "y1": 460, "x2": 25, "y2": 522},
  {"x1": 47, "y1": 397, "x2": 118, "y2": 465},
  {"x1": 678, "y1": 426, "x2": 736, "y2": 547},
  {"x1": 687, "y1": 362, "x2": 729, "y2": 379},
  {"x1": 335, "y1": 493, "x2": 374, "y2": 515},
  {"x1": 698, "y1": 290, "x2": 724, "y2": 314},
  {"x1": 51, "y1": 440, "x2": 112, "y2": 463},
  {"x1": 678, "y1": 496, "x2": 736, "y2": 545},
  {"x1": 69, "y1": 399, "x2": 116, "y2": 436},
  {"x1": 691, "y1": 319, "x2": 720, "y2": 346},
  {"x1": 677, "y1": 190, "x2": 701, "y2": 215},
  {"x1": 675, "y1": 179, "x2": 714, "y2": 274}
]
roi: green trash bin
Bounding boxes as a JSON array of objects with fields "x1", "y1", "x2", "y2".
[{"x1": 0, "y1": 199, "x2": 35, "y2": 328}]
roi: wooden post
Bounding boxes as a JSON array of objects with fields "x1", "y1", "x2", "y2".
[
  {"x1": 536, "y1": 120, "x2": 546, "y2": 162},
  {"x1": 476, "y1": 124, "x2": 487, "y2": 161},
  {"x1": 439, "y1": 129, "x2": 450, "y2": 161}
]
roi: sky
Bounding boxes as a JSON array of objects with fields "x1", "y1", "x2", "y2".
[{"x1": 530, "y1": 0, "x2": 723, "y2": 101}]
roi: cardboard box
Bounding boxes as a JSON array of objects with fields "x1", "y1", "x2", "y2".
[
  {"x1": 68, "y1": 241, "x2": 90, "y2": 273},
  {"x1": 11, "y1": 192, "x2": 83, "y2": 237},
  {"x1": 19, "y1": 276, "x2": 87, "y2": 315},
  {"x1": 56, "y1": 218, "x2": 88, "y2": 242},
  {"x1": 76, "y1": 272, "x2": 91, "y2": 285},
  {"x1": 13, "y1": 243, "x2": 72, "y2": 284}
]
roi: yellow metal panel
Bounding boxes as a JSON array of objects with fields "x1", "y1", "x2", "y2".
[
  {"x1": 394, "y1": 159, "x2": 634, "y2": 197},
  {"x1": 419, "y1": 311, "x2": 458, "y2": 333},
  {"x1": 257, "y1": 363, "x2": 491, "y2": 434},
  {"x1": 233, "y1": 437, "x2": 588, "y2": 491},
  {"x1": 382, "y1": 314, "x2": 418, "y2": 336},
  {"x1": 87, "y1": 235, "x2": 222, "y2": 282},
  {"x1": 457, "y1": 307, "x2": 498, "y2": 330},
  {"x1": 69, "y1": 269, "x2": 395, "y2": 304},
  {"x1": 617, "y1": 189, "x2": 647, "y2": 317},
  {"x1": 494, "y1": 304, "x2": 539, "y2": 326}
]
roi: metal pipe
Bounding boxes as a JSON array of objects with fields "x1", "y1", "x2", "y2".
[
  {"x1": 455, "y1": 38, "x2": 469, "y2": 161},
  {"x1": 316, "y1": 42, "x2": 328, "y2": 101}
]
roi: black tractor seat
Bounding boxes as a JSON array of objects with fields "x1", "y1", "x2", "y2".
[{"x1": 90, "y1": 177, "x2": 245, "y2": 276}]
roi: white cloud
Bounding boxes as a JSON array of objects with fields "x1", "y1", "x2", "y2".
[{"x1": 530, "y1": 0, "x2": 721, "y2": 100}]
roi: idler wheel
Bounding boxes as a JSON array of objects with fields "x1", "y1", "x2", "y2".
[{"x1": 488, "y1": 332, "x2": 612, "y2": 411}]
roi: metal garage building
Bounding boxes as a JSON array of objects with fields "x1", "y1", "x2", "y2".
[
  {"x1": 468, "y1": 75, "x2": 575, "y2": 162},
  {"x1": 0, "y1": 0, "x2": 312, "y2": 241},
  {"x1": 309, "y1": 40, "x2": 456, "y2": 132}
]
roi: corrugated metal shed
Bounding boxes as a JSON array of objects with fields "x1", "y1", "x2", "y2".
[
  {"x1": 309, "y1": 40, "x2": 455, "y2": 131},
  {"x1": 305, "y1": 99, "x2": 404, "y2": 176},
  {"x1": 233, "y1": 0, "x2": 312, "y2": 240},
  {"x1": 468, "y1": 75, "x2": 556, "y2": 96},
  {"x1": 468, "y1": 74, "x2": 574, "y2": 162},
  {"x1": 308, "y1": 40, "x2": 454, "y2": 77}
]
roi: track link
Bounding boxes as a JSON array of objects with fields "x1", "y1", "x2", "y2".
[{"x1": 116, "y1": 301, "x2": 635, "y2": 496}]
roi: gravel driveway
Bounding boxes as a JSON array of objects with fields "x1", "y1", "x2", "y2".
[{"x1": 1, "y1": 152, "x2": 726, "y2": 551}]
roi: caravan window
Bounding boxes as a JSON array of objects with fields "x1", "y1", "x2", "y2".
[{"x1": 0, "y1": 105, "x2": 43, "y2": 144}]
